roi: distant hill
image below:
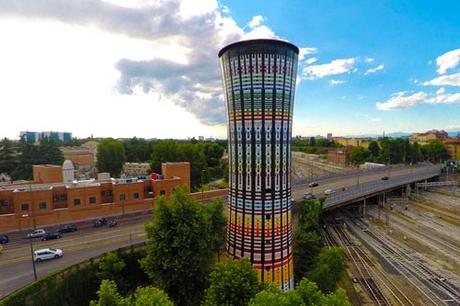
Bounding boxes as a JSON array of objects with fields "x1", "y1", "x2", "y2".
[{"x1": 344, "y1": 131, "x2": 459, "y2": 139}]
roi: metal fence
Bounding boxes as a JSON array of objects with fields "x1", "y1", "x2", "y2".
[{"x1": 323, "y1": 165, "x2": 442, "y2": 209}]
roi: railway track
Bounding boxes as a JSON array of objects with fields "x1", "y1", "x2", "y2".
[
  {"x1": 324, "y1": 225, "x2": 392, "y2": 305},
  {"x1": 348, "y1": 217, "x2": 460, "y2": 306}
]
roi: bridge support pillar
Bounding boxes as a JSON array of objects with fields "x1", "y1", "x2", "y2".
[{"x1": 363, "y1": 199, "x2": 367, "y2": 218}]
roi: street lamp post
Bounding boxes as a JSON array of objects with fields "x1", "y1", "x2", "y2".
[{"x1": 23, "y1": 213, "x2": 37, "y2": 281}]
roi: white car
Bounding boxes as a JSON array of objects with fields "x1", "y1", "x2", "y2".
[
  {"x1": 27, "y1": 229, "x2": 46, "y2": 238},
  {"x1": 34, "y1": 248, "x2": 64, "y2": 262},
  {"x1": 324, "y1": 189, "x2": 335, "y2": 195}
]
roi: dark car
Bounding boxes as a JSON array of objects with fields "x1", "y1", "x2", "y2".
[
  {"x1": 381, "y1": 176, "x2": 389, "y2": 180},
  {"x1": 58, "y1": 223, "x2": 77, "y2": 233},
  {"x1": 0, "y1": 234, "x2": 8, "y2": 244},
  {"x1": 94, "y1": 218, "x2": 108, "y2": 228},
  {"x1": 41, "y1": 231, "x2": 62, "y2": 241}
]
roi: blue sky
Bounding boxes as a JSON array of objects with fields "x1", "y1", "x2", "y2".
[
  {"x1": 224, "y1": 0, "x2": 460, "y2": 136},
  {"x1": 0, "y1": 0, "x2": 459, "y2": 139}
]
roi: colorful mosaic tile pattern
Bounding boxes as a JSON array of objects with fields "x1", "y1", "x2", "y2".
[{"x1": 218, "y1": 40, "x2": 299, "y2": 290}]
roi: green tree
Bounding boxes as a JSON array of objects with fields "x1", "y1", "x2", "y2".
[
  {"x1": 0, "y1": 138, "x2": 17, "y2": 176},
  {"x1": 205, "y1": 198, "x2": 227, "y2": 261},
  {"x1": 90, "y1": 280, "x2": 129, "y2": 306},
  {"x1": 140, "y1": 189, "x2": 213, "y2": 306},
  {"x1": 248, "y1": 278, "x2": 351, "y2": 306},
  {"x1": 293, "y1": 199, "x2": 323, "y2": 281},
  {"x1": 248, "y1": 285, "x2": 304, "y2": 306},
  {"x1": 97, "y1": 139, "x2": 126, "y2": 177},
  {"x1": 308, "y1": 248, "x2": 347, "y2": 294},
  {"x1": 322, "y1": 288, "x2": 352, "y2": 306},
  {"x1": 132, "y1": 286, "x2": 174, "y2": 306},
  {"x1": 368, "y1": 141, "x2": 380, "y2": 157},
  {"x1": 36, "y1": 138, "x2": 65, "y2": 165},
  {"x1": 309, "y1": 137, "x2": 316, "y2": 147},
  {"x1": 421, "y1": 140, "x2": 449, "y2": 163},
  {"x1": 204, "y1": 258, "x2": 261, "y2": 306},
  {"x1": 177, "y1": 143, "x2": 207, "y2": 189},
  {"x1": 348, "y1": 146, "x2": 371, "y2": 165},
  {"x1": 150, "y1": 140, "x2": 180, "y2": 173},
  {"x1": 124, "y1": 137, "x2": 153, "y2": 162},
  {"x1": 295, "y1": 278, "x2": 324, "y2": 305},
  {"x1": 11, "y1": 139, "x2": 39, "y2": 180},
  {"x1": 200, "y1": 143, "x2": 224, "y2": 167},
  {"x1": 97, "y1": 251, "x2": 127, "y2": 291}
]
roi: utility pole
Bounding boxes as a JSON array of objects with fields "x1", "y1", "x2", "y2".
[{"x1": 28, "y1": 226, "x2": 37, "y2": 281}]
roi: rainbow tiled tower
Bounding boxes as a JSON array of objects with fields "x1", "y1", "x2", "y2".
[{"x1": 218, "y1": 39, "x2": 299, "y2": 290}]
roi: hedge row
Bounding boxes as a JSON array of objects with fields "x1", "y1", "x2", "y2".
[{"x1": 1, "y1": 243, "x2": 147, "y2": 306}]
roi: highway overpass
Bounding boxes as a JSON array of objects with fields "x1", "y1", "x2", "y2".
[{"x1": 292, "y1": 164, "x2": 442, "y2": 210}]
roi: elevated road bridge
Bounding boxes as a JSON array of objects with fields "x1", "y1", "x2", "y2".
[{"x1": 291, "y1": 164, "x2": 442, "y2": 210}]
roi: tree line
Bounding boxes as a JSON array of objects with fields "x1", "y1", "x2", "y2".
[
  {"x1": 291, "y1": 137, "x2": 338, "y2": 155},
  {"x1": 96, "y1": 138, "x2": 227, "y2": 189},
  {"x1": 348, "y1": 138, "x2": 449, "y2": 166},
  {"x1": 0, "y1": 137, "x2": 64, "y2": 180}
]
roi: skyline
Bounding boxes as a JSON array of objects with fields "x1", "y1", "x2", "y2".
[{"x1": 1, "y1": 0, "x2": 459, "y2": 140}]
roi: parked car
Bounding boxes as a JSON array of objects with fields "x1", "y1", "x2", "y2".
[
  {"x1": 0, "y1": 234, "x2": 9, "y2": 244},
  {"x1": 27, "y1": 229, "x2": 46, "y2": 239},
  {"x1": 58, "y1": 223, "x2": 77, "y2": 233},
  {"x1": 324, "y1": 189, "x2": 335, "y2": 195},
  {"x1": 41, "y1": 231, "x2": 62, "y2": 241},
  {"x1": 381, "y1": 176, "x2": 389, "y2": 180},
  {"x1": 33, "y1": 248, "x2": 64, "y2": 262},
  {"x1": 303, "y1": 192, "x2": 316, "y2": 200},
  {"x1": 108, "y1": 219, "x2": 118, "y2": 228},
  {"x1": 308, "y1": 182, "x2": 319, "y2": 188},
  {"x1": 94, "y1": 218, "x2": 108, "y2": 228}
]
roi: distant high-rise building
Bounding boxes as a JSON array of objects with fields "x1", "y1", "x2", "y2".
[
  {"x1": 327, "y1": 133, "x2": 333, "y2": 140},
  {"x1": 20, "y1": 131, "x2": 72, "y2": 143},
  {"x1": 219, "y1": 39, "x2": 299, "y2": 290}
]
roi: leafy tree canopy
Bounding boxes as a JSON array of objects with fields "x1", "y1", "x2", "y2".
[{"x1": 97, "y1": 139, "x2": 126, "y2": 177}]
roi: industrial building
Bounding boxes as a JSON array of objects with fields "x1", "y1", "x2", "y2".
[
  {"x1": 219, "y1": 39, "x2": 299, "y2": 289},
  {"x1": 0, "y1": 162, "x2": 191, "y2": 233}
]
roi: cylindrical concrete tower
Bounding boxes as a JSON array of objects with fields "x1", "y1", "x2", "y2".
[{"x1": 218, "y1": 39, "x2": 299, "y2": 290}]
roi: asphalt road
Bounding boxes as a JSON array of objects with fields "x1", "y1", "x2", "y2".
[{"x1": 0, "y1": 165, "x2": 432, "y2": 299}]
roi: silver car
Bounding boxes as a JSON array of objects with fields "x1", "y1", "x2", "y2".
[
  {"x1": 27, "y1": 229, "x2": 46, "y2": 239},
  {"x1": 34, "y1": 248, "x2": 64, "y2": 262}
]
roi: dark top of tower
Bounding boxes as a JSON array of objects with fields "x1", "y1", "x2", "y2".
[{"x1": 218, "y1": 39, "x2": 299, "y2": 58}]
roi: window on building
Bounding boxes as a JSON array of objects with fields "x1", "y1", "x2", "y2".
[
  {"x1": 89, "y1": 196, "x2": 96, "y2": 204},
  {"x1": 73, "y1": 198, "x2": 81, "y2": 206},
  {"x1": 160, "y1": 190, "x2": 166, "y2": 195},
  {"x1": 21, "y1": 203, "x2": 29, "y2": 211},
  {"x1": 265, "y1": 214, "x2": 271, "y2": 220},
  {"x1": 133, "y1": 192, "x2": 139, "y2": 199},
  {"x1": 39, "y1": 202, "x2": 47, "y2": 209},
  {"x1": 119, "y1": 193, "x2": 126, "y2": 201},
  {"x1": 265, "y1": 188, "x2": 272, "y2": 193}
]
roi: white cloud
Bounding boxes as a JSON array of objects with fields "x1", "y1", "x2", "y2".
[
  {"x1": 423, "y1": 72, "x2": 460, "y2": 87},
  {"x1": 329, "y1": 80, "x2": 344, "y2": 85},
  {"x1": 305, "y1": 57, "x2": 318, "y2": 65},
  {"x1": 0, "y1": 0, "x2": 301, "y2": 139},
  {"x1": 364, "y1": 64, "x2": 384, "y2": 75},
  {"x1": 436, "y1": 48, "x2": 460, "y2": 74},
  {"x1": 248, "y1": 15, "x2": 264, "y2": 29},
  {"x1": 376, "y1": 90, "x2": 460, "y2": 110},
  {"x1": 302, "y1": 58, "x2": 356, "y2": 79},
  {"x1": 376, "y1": 92, "x2": 428, "y2": 110},
  {"x1": 365, "y1": 57, "x2": 375, "y2": 63},
  {"x1": 298, "y1": 47, "x2": 317, "y2": 61}
]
